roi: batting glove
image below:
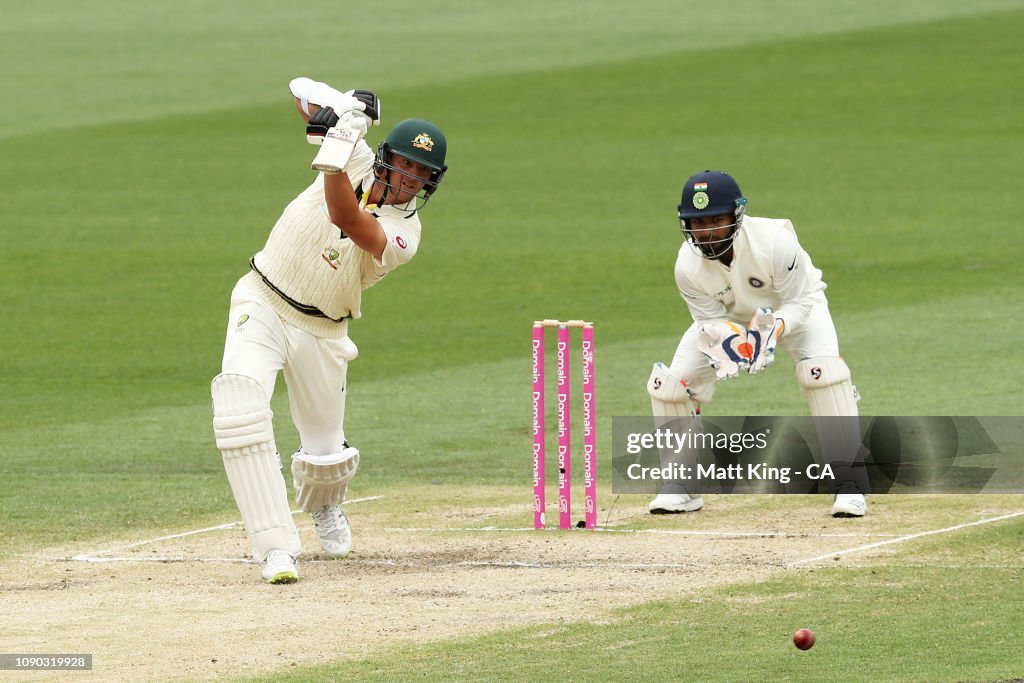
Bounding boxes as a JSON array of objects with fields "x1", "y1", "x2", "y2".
[
  {"x1": 306, "y1": 106, "x2": 340, "y2": 145},
  {"x1": 746, "y1": 307, "x2": 784, "y2": 375},
  {"x1": 351, "y1": 89, "x2": 381, "y2": 126},
  {"x1": 697, "y1": 322, "x2": 752, "y2": 381}
]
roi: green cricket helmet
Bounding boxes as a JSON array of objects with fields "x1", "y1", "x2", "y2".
[{"x1": 374, "y1": 118, "x2": 448, "y2": 208}]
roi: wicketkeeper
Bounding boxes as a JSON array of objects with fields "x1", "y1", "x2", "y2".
[
  {"x1": 211, "y1": 77, "x2": 448, "y2": 583},
  {"x1": 647, "y1": 170, "x2": 868, "y2": 518}
]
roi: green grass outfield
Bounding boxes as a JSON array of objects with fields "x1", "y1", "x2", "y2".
[{"x1": 2, "y1": 1, "x2": 1023, "y2": 681}]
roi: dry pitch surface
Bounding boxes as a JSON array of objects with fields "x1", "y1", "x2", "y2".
[{"x1": 3, "y1": 493, "x2": 1022, "y2": 681}]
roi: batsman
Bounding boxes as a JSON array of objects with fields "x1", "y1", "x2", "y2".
[
  {"x1": 647, "y1": 170, "x2": 868, "y2": 518},
  {"x1": 211, "y1": 77, "x2": 448, "y2": 583}
]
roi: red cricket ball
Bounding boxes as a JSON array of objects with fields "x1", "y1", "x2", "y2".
[{"x1": 793, "y1": 628, "x2": 816, "y2": 650}]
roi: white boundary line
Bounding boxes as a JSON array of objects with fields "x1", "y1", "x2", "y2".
[
  {"x1": 876, "y1": 563, "x2": 1024, "y2": 570},
  {"x1": 788, "y1": 510, "x2": 1024, "y2": 566},
  {"x1": 71, "y1": 556, "x2": 252, "y2": 564},
  {"x1": 68, "y1": 496, "x2": 384, "y2": 562}
]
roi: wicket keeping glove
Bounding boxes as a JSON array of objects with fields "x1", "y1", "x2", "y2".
[
  {"x1": 311, "y1": 109, "x2": 370, "y2": 173},
  {"x1": 697, "y1": 322, "x2": 752, "y2": 381},
  {"x1": 746, "y1": 307, "x2": 784, "y2": 375}
]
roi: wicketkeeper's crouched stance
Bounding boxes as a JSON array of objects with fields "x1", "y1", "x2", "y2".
[
  {"x1": 648, "y1": 170, "x2": 868, "y2": 518},
  {"x1": 212, "y1": 78, "x2": 448, "y2": 583}
]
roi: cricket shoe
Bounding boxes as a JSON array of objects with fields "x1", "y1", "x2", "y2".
[
  {"x1": 261, "y1": 549, "x2": 299, "y2": 584},
  {"x1": 648, "y1": 493, "x2": 704, "y2": 514},
  {"x1": 312, "y1": 505, "x2": 352, "y2": 558},
  {"x1": 832, "y1": 493, "x2": 867, "y2": 517}
]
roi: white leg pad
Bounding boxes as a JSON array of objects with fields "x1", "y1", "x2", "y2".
[
  {"x1": 647, "y1": 363, "x2": 701, "y2": 496},
  {"x1": 291, "y1": 447, "x2": 360, "y2": 513},
  {"x1": 212, "y1": 373, "x2": 301, "y2": 562},
  {"x1": 795, "y1": 357, "x2": 859, "y2": 416},
  {"x1": 795, "y1": 357, "x2": 868, "y2": 492},
  {"x1": 647, "y1": 362, "x2": 699, "y2": 418}
]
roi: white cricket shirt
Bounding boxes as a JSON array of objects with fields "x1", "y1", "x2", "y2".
[
  {"x1": 674, "y1": 216, "x2": 827, "y2": 333},
  {"x1": 246, "y1": 141, "x2": 421, "y2": 338}
]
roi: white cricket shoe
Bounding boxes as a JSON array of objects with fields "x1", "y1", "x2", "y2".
[
  {"x1": 832, "y1": 493, "x2": 867, "y2": 517},
  {"x1": 261, "y1": 549, "x2": 299, "y2": 584},
  {"x1": 649, "y1": 493, "x2": 704, "y2": 514},
  {"x1": 312, "y1": 505, "x2": 353, "y2": 558}
]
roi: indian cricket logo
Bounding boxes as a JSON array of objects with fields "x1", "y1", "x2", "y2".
[
  {"x1": 412, "y1": 133, "x2": 434, "y2": 152},
  {"x1": 321, "y1": 246, "x2": 340, "y2": 270},
  {"x1": 693, "y1": 191, "x2": 710, "y2": 210}
]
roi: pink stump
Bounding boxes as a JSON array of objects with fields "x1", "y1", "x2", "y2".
[
  {"x1": 581, "y1": 324, "x2": 597, "y2": 528},
  {"x1": 556, "y1": 325, "x2": 571, "y2": 529},
  {"x1": 532, "y1": 324, "x2": 546, "y2": 529}
]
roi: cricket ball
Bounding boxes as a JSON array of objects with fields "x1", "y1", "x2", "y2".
[{"x1": 793, "y1": 628, "x2": 816, "y2": 650}]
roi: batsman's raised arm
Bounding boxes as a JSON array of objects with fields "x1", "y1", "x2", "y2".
[
  {"x1": 289, "y1": 76, "x2": 381, "y2": 127},
  {"x1": 323, "y1": 170, "x2": 388, "y2": 259},
  {"x1": 294, "y1": 97, "x2": 317, "y2": 123},
  {"x1": 309, "y1": 112, "x2": 441, "y2": 261}
]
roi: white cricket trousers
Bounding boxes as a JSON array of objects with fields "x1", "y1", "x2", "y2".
[
  {"x1": 669, "y1": 300, "x2": 841, "y2": 404},
  {"x1": 220, "y1": 278, "x2": 358, "y2": 456}
]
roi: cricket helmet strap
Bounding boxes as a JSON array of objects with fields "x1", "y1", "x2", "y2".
[
  {"x1": 677, "y1": 170, "x2": 748, "y2": 259},
  {"x1": 374, "y1": 118, "x2": 448, "y2": 208}
]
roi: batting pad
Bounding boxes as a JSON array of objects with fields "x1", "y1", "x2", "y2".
[
  {"x1": 795, "y1": 357, "x2": 869, "y2": 492},
  {"x1": 291, "y1": 447, "x2": 360, "y2": 513},
  {"x1": 212, "y1": 373, "x2": 301, "y2": 561},
  {"x1": 795, "y1": 357, "x2": 858, "y2": 416},
  {"x1": 647, "y1": 362, "x2": 699, "y2": 418},
  {"x1": 647, "y1": 363, "x2": 701, "y2": 495}
]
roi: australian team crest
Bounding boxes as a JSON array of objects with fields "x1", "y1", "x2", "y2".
[
  {"x1": 412, "y1": 133, "x2": 434, "y2": 152},
  {"x1": 321, "y1": 246, "x2": 340, "y2": 270}
]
